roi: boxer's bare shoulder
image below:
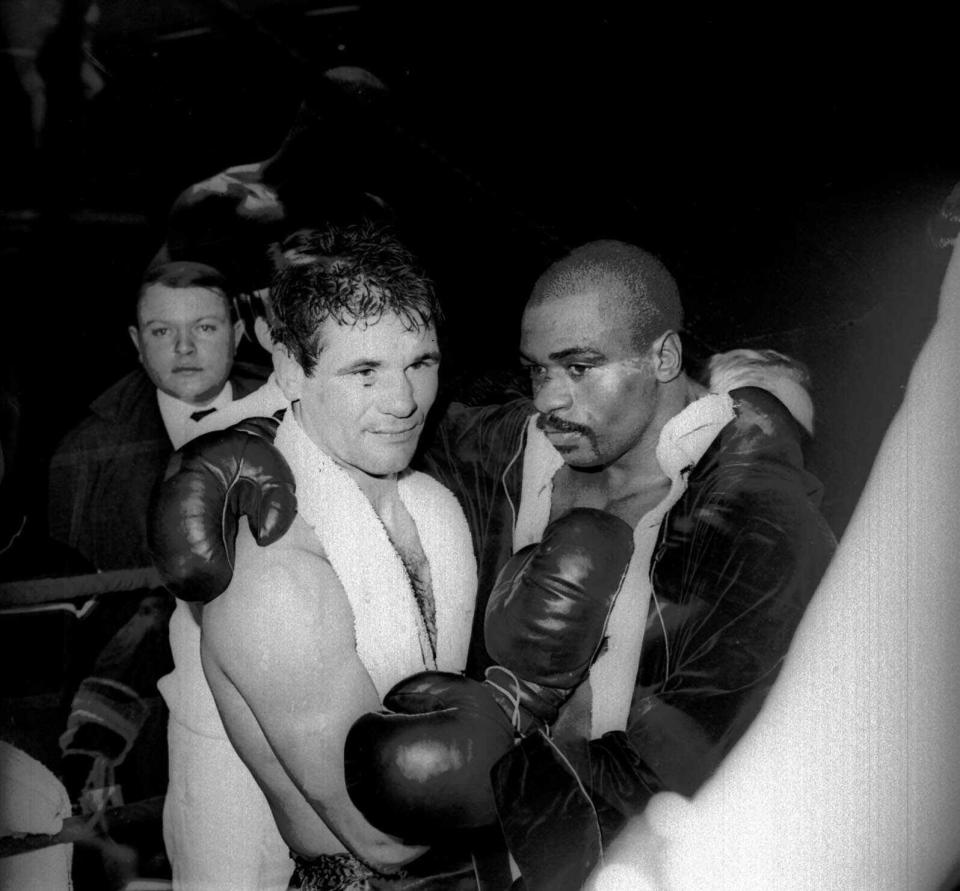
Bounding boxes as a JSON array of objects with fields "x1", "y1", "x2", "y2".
[{"x1": 203, "y1": 514, "x2": 359, "y2": 683}]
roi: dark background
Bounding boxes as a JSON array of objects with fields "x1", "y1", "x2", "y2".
[
  {"x1": 0, "y1": 4, "x2": 957, "y2": 883},
  {"x1": 2, "y1": 1, "x2": 957, "y2": 547}
]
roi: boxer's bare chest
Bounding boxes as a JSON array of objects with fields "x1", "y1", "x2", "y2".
[
  {"x1": 375, "y1": 492, "x2": 437, "y2": 654},
  {"x1": 549, "y1": 465, "x2": 671, "y2": 529}
]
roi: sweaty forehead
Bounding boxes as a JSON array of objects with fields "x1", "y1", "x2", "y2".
[
  {"x1": 520, "y1": 287, "x2": 638, "y2": 357},
  {"x1": 315, "y1": 312, "x2": 437, "y2": 361}
]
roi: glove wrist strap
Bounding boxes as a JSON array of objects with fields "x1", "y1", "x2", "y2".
[{"x1": 484, "y1": 666, "x2": 571, "y2": 735}]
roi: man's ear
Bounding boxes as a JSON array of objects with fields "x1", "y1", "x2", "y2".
[
  {"x1": 652, "y1": 331, "x2": 683, "y2": 382},
  {"x1": 273, "y1": 343, "x2": 305, "y2": 401},
  {"x1": 128, "y1": 325, "x2": 143, "y2": 362},
  {"x1": 232, "y1": 318, "x2": 246, "y2": 345},
  {"x1": 253, "y1": 316, "x2": 273, "y2": 353}
]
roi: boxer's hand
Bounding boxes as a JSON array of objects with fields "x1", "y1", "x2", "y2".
[
  {"x1": 148, "y1": 417, "x2": 297, "y2": 603},
  {"x1": 484, "y1": 507, "x2": 634, "y2": 730},
  {"x1": 344, "y1": 509, "x2": 634, "y2": 841}
]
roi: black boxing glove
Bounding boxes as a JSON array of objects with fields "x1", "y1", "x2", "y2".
[
  {"x1": 148, "y1": 416, "x2": 297, "y2": 603},
  {"x1": 483, "y1": 507, "x2": 635, "y2": 731},
  {"x1": 344, "y1": 672, "x2": 515, "y2": 841},
  {"x1": 344, "y1": 509, "x2": 634, "y2": 841}
]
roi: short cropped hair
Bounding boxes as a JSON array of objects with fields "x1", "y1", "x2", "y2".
[
  {"x1": 530, "y1": 240, "x2": 683, "y2": 349},
  {"x1": 269, "y1": 222, "x2": 442, "y2": 375},
  {"x1": 136, "y1": 260, "x2": 235, "y2": 324}
]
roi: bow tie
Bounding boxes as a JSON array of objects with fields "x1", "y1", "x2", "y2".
[{"x1": 190, "y1": 407, "x2": 218, "y2": 422}]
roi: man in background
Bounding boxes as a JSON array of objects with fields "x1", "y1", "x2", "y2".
[
  {"x1": 49, "y1": 260, "x2": 266, "y2": 809},
  {"x1": 49, "y1": 260, "x2": 261, "y2": 568}
]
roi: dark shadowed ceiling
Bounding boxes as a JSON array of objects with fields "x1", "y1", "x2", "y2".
[{"x1": 1, "y1": 2, "x2": 957, "y2": 535}]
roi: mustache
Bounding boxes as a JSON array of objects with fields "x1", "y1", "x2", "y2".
[{"x1": 536, "y1": 413, "x2": 593, "y2": 438}]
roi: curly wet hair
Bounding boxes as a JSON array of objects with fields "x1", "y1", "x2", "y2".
[{"x1": 269, "y1": 221, "x2": 442, "y2": 375}]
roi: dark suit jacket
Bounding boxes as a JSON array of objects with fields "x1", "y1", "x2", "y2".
[{"x1": 48, "y1": 363, "x2": 267, "y2": 572}]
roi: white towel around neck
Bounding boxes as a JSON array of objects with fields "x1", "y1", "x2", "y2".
[{"x1": 274, "y1": 409, "x2": 477, "y2": 698}]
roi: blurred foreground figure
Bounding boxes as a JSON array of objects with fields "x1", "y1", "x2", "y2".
[{"x1": 589, "y1": 192, "x2": 960, "y2": 891}]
